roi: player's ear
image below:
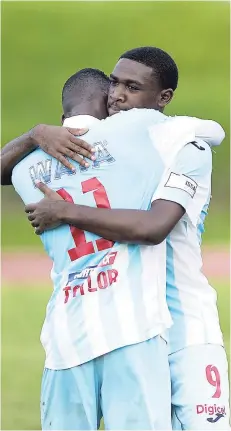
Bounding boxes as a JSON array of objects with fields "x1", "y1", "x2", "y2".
[
  {"x1": 61, "y1": 114, "x2": 65, "y2": 125},
  {"x1": 158, "y1": 89, "x2": 174, "y2": 109}
]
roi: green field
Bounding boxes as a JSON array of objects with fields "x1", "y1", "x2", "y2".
[
  {"x1": 1, "y1": 1, "x2": 230, "y2": 247},
  {"x1": 1, "y1": 281, "x2": 230, "y2": 430}
]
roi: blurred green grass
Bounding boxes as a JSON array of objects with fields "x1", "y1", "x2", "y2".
[
  {"x1": 1, "y1": 1, "x2": 230, "y2": 248},
  {"x1": 2, "y1": 281, "x2": 229, "y2": 430}
]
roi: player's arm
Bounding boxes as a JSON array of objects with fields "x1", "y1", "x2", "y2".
[
  {"x1": 177, "y1": 116, "x2": 225, "y2": 147},
  {"x1": 1, "y1": 130, "x2": 38, "y2": 185},
  {"x1": 64, "y1": 199, "x2": 184, "y2": 245},
  {"x1": 28, "y1": 195, "x2": 184, "y2": 244},
  {"x1": 1, "y1": 124, "x2": 93, "y2": 185},
  {"x1": 26, "y1": 141, "x2": 212, "y2": 244}
]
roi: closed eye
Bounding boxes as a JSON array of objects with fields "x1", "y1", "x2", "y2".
[{"x1": 109, "y1": 78, "x2": 118, "y2": 86}]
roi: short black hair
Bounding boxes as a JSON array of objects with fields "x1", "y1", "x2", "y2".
[
  {"x1": 120, "y1": 47, "x2": 178, "y2": 91},
  {"x1": 62, "y1": 68, "x2": 109, "y2": 108}
]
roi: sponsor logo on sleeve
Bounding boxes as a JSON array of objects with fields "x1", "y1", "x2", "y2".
[{"x1": 165, "y1": 172, "x2": 198, "y2": 198}]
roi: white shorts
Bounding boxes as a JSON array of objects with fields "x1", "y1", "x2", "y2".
[{"x1": 169, "y1": 344, "x2": 230, "y2": 430}]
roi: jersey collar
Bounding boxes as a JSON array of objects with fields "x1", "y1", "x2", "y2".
[{"x1": 63, "y1": 115, "x2": 100, "y2": 128}]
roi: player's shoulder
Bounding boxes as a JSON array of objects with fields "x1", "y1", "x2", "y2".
[
  {"x1": 104, "y1": 108, "x2": 167, "y2": 127},
  {"x1": 124, "y1": 108, "x2": 168, "y2": 126},
  {"x1": 166, "y1": 114, "x2": 198, "y2": 130},
  {"x1": 12, "y1": 148, "x2": 49, "y2": 179}
]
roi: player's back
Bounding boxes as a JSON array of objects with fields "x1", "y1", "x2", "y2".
[{"x1": 12, "y1": 108, "x2": 172, "y2": 369}]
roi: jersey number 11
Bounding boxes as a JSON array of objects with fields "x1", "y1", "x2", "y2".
[{"x1": 57, "y1": 177, "x2": 114, "y2": 261}]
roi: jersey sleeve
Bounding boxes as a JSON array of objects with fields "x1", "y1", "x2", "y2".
[
  {"x1": 176, "y1": 116, "x2": 225, "y2": 147},
  {"x1": 152, "y1": 140, "x2": 212, "y2": 226}
]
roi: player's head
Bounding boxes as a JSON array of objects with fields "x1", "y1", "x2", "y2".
[
  {"x1": 108, "y1": 46, "x2": 178, "y2": 115},
  {"x1": 62, "y1": 68, "x2": 109, "y2": 121}
]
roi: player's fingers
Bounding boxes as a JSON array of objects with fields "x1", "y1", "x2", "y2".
[
  {"x1": 71, "y1": 154, "x2": 90, "y2": 168},
  {"x1": 74, "y1": 146, "x2": 96, "y2": 161},
  {"x1": 35, "y1": 181, "x2": 55, "y2": 198},
  {"x1": 65, "y1": 142, "x2": 95, "y2": 161},
  {"x1": 25, "y1": 204, "x2": 37, "y2": 213},
  {"x1": 27, "y1": 213, "x2": 35, "y2": 222},
  {"x1": 66, "y1": 127, "x2": 89, "y2": 136},
  {"x1": 51, "y1": 145, "x2": 88, "y2": 167},
  {"x1": 35, "y1": 227, "x2": 43, "y2": 235},
  {"x1": 61, "y1": 148, "x2": 86, "y2": 165},
  {"x1": 69, "y1": 136, "x2": 95, "y2": 153},
  {"x1": 57, "y1": 154, "x2": 76, "y2": 172},
  {"x1": 31, "y1": 220, "x2": 39, "y2": 228}
]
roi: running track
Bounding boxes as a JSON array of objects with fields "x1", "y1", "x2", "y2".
[{"x1": 2, "y1": 247, "x2": 229, "y2": 284}]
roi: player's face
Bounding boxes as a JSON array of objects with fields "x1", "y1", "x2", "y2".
[{"x1": 108, "y1": 59, "x2": 171, "y2": 116}]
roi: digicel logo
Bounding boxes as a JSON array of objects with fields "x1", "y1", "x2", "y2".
[
  {"x1": 196, "y1": 404, "x2": 226, "y2": 423},
  {"x1": 196, "y1": 404, "x2": 226, "y2": 416}
]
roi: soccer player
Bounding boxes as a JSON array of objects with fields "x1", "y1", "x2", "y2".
[
  {"x1": 1, "y1": 47, "x2": 229, "y2": 430},
  {"x1": 25, "y1": 48, "x2": 229, "y2": 431},
  {"x1": 9, "y1": 67, "x2": 197, "y2": 431}
]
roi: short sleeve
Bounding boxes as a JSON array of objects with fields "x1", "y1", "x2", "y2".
[
  {"x1": 175, "y1": 116, "x2": 225, "y2": 147},
  {"x1": 152, "y1": 140, "x2": 212, "y2": 226}
]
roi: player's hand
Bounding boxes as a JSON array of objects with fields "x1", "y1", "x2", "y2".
[
  {"x1": 25, "y1": 199, "x2": 67, "y2": 234},
  {"x1": 30, "y1": 124, "x2": 95, "y2": 171},
  {"x1": 25, "y1": 199, "x2": 66, "y2": 234},
  {"x1": 35, "y1": 181, "x2": 64, "y2": 201},
  {"x1": 25, "y1": 181, "x2": 66, "y2": 234}
]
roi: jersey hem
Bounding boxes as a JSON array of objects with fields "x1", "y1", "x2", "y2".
[
  {"x1": 168, "y1": 340, "x2": 225, "y2": 356},
  {"x1": 44, "y1": 324, "x2": 170, "y2": 370}
]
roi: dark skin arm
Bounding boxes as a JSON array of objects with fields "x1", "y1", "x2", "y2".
[
  {"x1": 25, "y1": 183, "x2": 185, "y2": 245},
  {"x1": 1, "y1": 131, "x2": 37, "y2": 185},
  {"x1": 1, "y1": 124, "x2": 94, "y2": 185}
]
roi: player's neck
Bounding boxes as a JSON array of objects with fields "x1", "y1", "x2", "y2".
[{"x1": 69, "y1": 101, "x2": 108, "y2": 120}]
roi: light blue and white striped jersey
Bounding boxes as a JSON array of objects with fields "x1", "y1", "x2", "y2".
[
  {"x1": 12, "y1": 108, "x2": 179, "y2": 370},
  {"x1": 152, "y1": 139, "x2": 224, "y2": 353}
]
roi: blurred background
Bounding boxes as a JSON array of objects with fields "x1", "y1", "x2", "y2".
[{"x1": 1, "y1": 1, "x2": 230, "y2": 430}]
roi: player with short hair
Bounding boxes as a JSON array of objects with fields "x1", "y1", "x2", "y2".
[
  {"x1": 120, "y1": 46, "x2": 179, "y2": 90},
  {"x1": 109, "y1": 46, "x2": 178, "y2": 116},
  {"x1": 61, "y1": 68, "x2": 109, "y2": 120},
  {"x1": 8, "y1": 66, "x2": 198, "y2": 431},
  {"x1": 107, "y1": 48, "x2": 229, "y2": 430}
]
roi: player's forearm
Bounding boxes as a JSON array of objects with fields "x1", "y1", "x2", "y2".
[
  {"x1": 1, "y1": 131, "x2": 38, "y2": 185},
  {"x1": 61, "y1": 203, "x2": 162, "y2": 245}
]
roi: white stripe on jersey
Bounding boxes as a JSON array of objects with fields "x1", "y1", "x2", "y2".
[
  {"x1": 140, "y1": 243, "x2": 170, "y2": 331},
  {"x1": 49, "y1": 282, "x2": 81, "y2": 368},
  {"x1": 140, "y1": 246, "x2": 158, "y2": 326},
  {"x1": 167, "y1": 221, "x2": 224, "y2": 354},
  {"x1": 81, "y1": 269, "x2": 109, "y2": 359},
  {"x1": 111, "y1": 246, "x2": 140, "y2": 343}
]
